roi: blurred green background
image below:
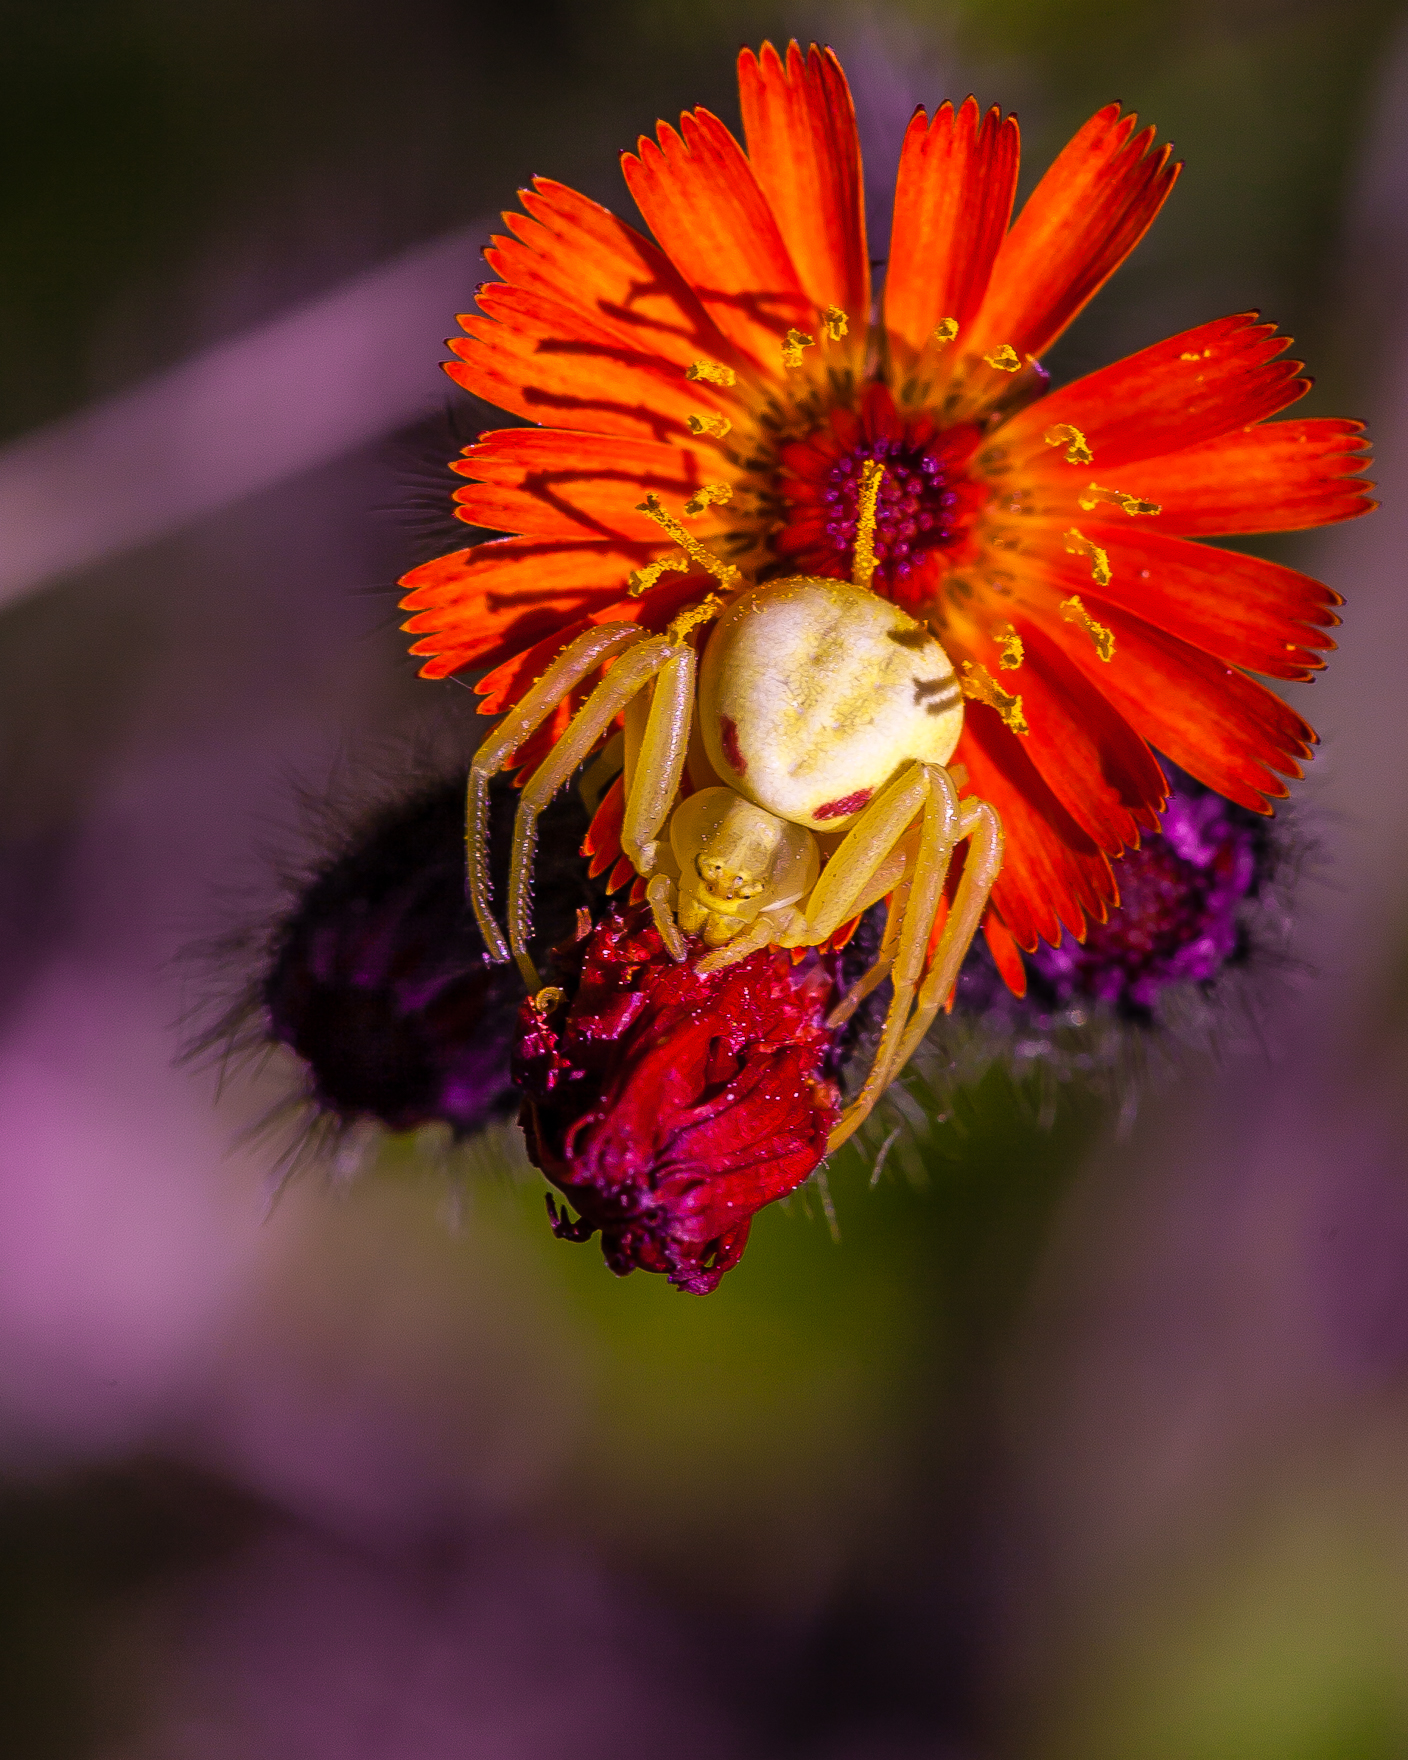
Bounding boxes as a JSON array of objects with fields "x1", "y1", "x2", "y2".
[{"x1": 3, "y1": 2, "x2": 1407, "y2": 1756}]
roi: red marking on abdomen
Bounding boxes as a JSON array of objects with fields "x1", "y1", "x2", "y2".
[
  {"x1": 719, "y1": 715, "x2": 746, "y2": 775},
  {"x1": 813, "y1": 788, "x2": 873, "y2": 821}
]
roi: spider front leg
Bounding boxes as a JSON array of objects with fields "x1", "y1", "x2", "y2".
[
  {"x1": 469, "y1": 599, "x2": 721, "y2": 990},
  {"x1": 507, "y1": 636, "x2": 704, "y2": 990},
  {"x1": 783, "y1": 764, "x2": 939, "y2": 948},
  {"x1": 468, "y1": 622, "x2": 683, "y2": 989},
  {"x1": 467, "y1": 622, "x2": 642, "y2": 965},
  {"x1": 825, "y1": 768, "x2": 1002, "y2": 1153}
]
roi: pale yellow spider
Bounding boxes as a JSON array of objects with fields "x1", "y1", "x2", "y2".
[{"x1": 466, "y1": 462, "x2": 1004, "y2": 1151}]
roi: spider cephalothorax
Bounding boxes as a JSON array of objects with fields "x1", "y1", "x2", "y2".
[{"x1": 467, "y1": 461, "x2": 1003, "y2": 1149}]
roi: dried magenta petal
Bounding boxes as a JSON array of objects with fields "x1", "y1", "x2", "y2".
[{"x1": 514, "y1": 905, "x2": 843, "y2": 1294}]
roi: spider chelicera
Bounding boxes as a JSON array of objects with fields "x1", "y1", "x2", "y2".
[{"x1": 467, "y1": 461, "x2": 1004, "y2": 1150}]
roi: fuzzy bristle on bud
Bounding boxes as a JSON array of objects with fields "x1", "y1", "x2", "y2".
[
  {"x1": 954, "y1": 771, "x2": 1277, "y2": 1034},
  {"x1": 1028, "y1": 784, "x2": 1260, "y2": 1013},
  {"x1": 258, "y1": 776, "x2": 597, "y2": 1139}
]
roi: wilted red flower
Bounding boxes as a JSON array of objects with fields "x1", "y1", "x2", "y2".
[
  {"x1": 514, "y1": 905, "x2": 843, "y2": 1293},
  {"x1": 399, "y1": 39, "x2": 1370, "y2": 983}
]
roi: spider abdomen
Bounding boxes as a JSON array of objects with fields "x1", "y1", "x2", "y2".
[{"x1": 698, "y1": 577, "x2": 964, "y2": 832}]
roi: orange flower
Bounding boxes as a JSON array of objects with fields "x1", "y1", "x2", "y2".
[{"x1": 399, "y1": 40, "x2": 1372, "y2": 983}]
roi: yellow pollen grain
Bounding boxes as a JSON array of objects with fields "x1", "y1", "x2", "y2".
[
  {"x1": 635, "y1": 493, "x2": 741, "y2": 589},
  {"x1": 1180, "y1": 348, "x2": 1213, "y2": 361},
  {"x1": 686, "y1": 359, "x2": 736, "y2": 387},
  {"x1": 626, "y1": 553, "x2": 690, "y2": 598},
  {"x1": 1043, "y1": 423, "x2": 1093, "y2": 465},
  {"x1": 682, "y1": 481, "x2": 733, "y2": 517},
  {"x1": 852, "y1": 459, "x2": 885, "y2": 589},
  {"x1": 823, "y1": 306, "x2": 849, "y2": 341},
  {"x1": 983, "y1": 344, "x2": 1023, "y2": 372},
  {"x1": 1063, "y1": 526, "x2": 1113, "y2": 588},
  {"x1": 1078, "y1": 482, "x2": 1161, "y2": 516},
  {"x1": 961, "y1": 662, "x2": 1029, "y2": 736},
  {"x1": 994, "y1": 624, "x2": 1024, "y2": 670},
  {"x1": 667, "y1": 594, "x2": 725, "y2": 642},
  {"x1": 782, "y1": 328, "x2": 815, "y2": 369},
  {"x1": 687, "y1": 411, "x2": 733, "y2": 438},
  {"x1": 932, "y1": 318, "x2": 960, "y2": 346},
  {"x1": 1060, "y1": 594, "x2": 1116, "y2": 662}
]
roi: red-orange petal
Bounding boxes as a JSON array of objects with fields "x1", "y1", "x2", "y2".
[
  {"x1": 1013, "y1": 524, "x2": 1338, "y2": 681},
  {"x1": 584, "y1": 774, "x2": 626, "y2": 876},
  {"x1": 997, "y1": 617, "x2": 1167, "y2": 852},
  {"x1": 1023, "y1": 595, "x2": 1314, "y2": 810},
  {"x1": 956, "y1": 706, "x2": 1117, "y2": 949},
  {"x1": 737, "y1": 41, "x2": 869, "y2": 331},
  {"x1": 1080, "y1": 419, "x2": 1375, "y2": 535},
  {"x1": 584, "y1": 773, "x2": 627, "y2": 878},
  {"x1": 474, "y1": 618, "x2": 591, "y2": 716},
  {"x1": 470, "y1": 566, "x2": 712, "y2": 709},
  {"x1": 488, "y1": 176, "x2": 740, "y2": 373},
  {"x1": 967, "y1": 104, "x2": 1179, "y2": 363},
  {"x1": 450, "y1": 428, "x2": 733, "y2": 542},
  {"x1": 398, "y1": 538, "x2": 667, "y2": 678},
  {"x1": 995, "y1": 313, "x2": 1308, "y2": 469},
  {"x1": 622, "y1": 109, "x2": 812, "y2": 373},
  {"x1": 982, "y1": 909, "x2": 1029, "y2": 997},
  {"x1": 509, "y1": 696, "x2": 582, "y2": 783},
  {"x1": 448, "y1": 285, "x2": 721, "y2": 443},
  {"x1": 883, "y1": 97, "x2": 1020, "y2": 356}
]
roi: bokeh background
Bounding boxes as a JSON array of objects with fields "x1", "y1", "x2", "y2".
[{"x1": 3, "y1": 0, "x2": 1408, "y2": 1754}]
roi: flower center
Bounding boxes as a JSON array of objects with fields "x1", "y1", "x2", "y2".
[
  {"x1": 770, "y1": 386, "x2": 987, "y2": 606},
  {"x1": 819, "y1": 439, "x2": 963, "y2": 583}
]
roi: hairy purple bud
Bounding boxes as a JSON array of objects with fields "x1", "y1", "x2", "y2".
[{"x1": 1028, "y1": 784, "x2": 1260, "y2": 1015}]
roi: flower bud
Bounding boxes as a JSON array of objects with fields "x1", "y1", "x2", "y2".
[
  {"x1": 1026, "y1": 781, "x2": 1262, "y2": 1014},
  {"x1": 256, "y1": 775, "x2": 595, "y2": 1139},
  {"x1": 940, "y1": 770, "x2": 1284, "y2": 1100}
]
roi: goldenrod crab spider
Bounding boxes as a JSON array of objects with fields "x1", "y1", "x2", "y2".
[{"x1": 466, "y1": 462, "x2": 1004, "y2": 1151}]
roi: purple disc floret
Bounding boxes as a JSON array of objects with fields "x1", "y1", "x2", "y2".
[{"x1": 1029, "y1": 783, "x2": 1260, "y2": 1014}]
